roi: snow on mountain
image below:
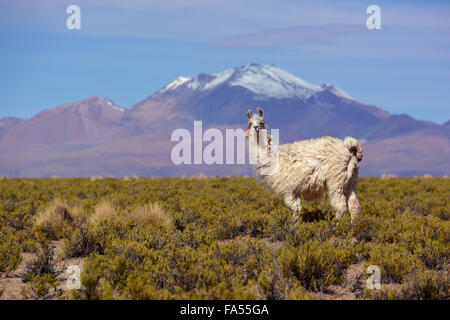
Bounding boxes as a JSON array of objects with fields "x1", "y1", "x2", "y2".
[
  {"x1": 159, "y1": 76, "x2": 191, "y2": 93},
  {"x1": 320, "y1": 83, "x2": 353, "y2": 100},
  {"x1": 104, "y1": 98, "x2": 125, "y2": 112},
  {"x1": 158, "y1": 64, "x2": 355, "y2": 101}
]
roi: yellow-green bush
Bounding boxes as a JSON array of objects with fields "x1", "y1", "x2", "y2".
[
  {"x1": 0, "y1": 176, "x2": 448, "y2": 299},
  {"x1": 279, "y1": 240, "x2": 359, "y2": 290},
  {"x1": 368, "y1": 243, "x2": 423, "y2": 283},
  {"x1": 0, "y1": 227, "x2": 22, "y2": 272},
  {"x1": 401, "y1": 270, "x2": 449, "y2": 300}
]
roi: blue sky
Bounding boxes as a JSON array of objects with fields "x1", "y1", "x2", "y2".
[{"x1": 0, "y1": 0, "x2": 449, "y2": 124}]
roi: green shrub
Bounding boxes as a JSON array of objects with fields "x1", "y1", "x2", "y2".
[
  {"x1": 62, "y1": 226, "x2": 102, "y2": 258},
  {"x1": 0, "y1": 176, "x2": 448, "y2": 300},
  {"x1": 360, "y1": 287, "x2": 398, "y2": 300},
  {"x1": 368, "y1": 243, "x2": 423, "y2": 283},
  {"x1": 401, "y1": 271, "x2": 449, "y2": 300},
  {"x1": 0, "y1": 227, "x2": 22, "y2": 272},
  {"x1": 279, "y1": 240, "x2": 358, "y2": 290},
  {"x1": 21, "y1": 273, "x2": 57, "y2": 298}
]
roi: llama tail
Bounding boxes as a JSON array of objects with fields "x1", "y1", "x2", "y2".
[{"x1": 344, "y1": 137, "x2": 363, "y2": 162}]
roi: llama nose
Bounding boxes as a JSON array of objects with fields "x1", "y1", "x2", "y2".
[{"x1": 254, "y1": 126, "x2": 259, "y2": 132}]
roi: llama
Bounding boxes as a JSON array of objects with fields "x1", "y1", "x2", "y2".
[{"x1": 246, "y1": 107, "x2": 363, "y2": 223}]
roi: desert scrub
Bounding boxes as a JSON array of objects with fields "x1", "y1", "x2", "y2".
[
  {"x1": 401, "y1": 270, "x2": 449, "y2": 299},
  {"x1": 0, "y1": 176, "x2": 449, "y2": 299},
  {"x1": 127, "y1": 203, "x2": 173, "y2": 228},
  {"x1": 286, "y1": 220, "x2": 336, "y2": 246},
  {"x1": 21, "y1": 273, "x2": 57, "y2": 298},
  {"x1": 415, "y1": 239, "x2": 449, "y2": 270},
  {"x1": 360, "y1": 287, "x2": 398, "y2": 300},
  {"x1": 368, "y1": 243, "x2": 423, "y2": 283},
  {"x1": 278, "y1": 240, "x2": 359, "y2": 291},
  {"x1": 62, "y1": 226, "x2": 102, "y2": 258},
  {"x1": 88, "y1": 200, "x2": 119, "y2": 226},
  {"x1": 0, "y1": 227, "x2": 23, "y2": 272},
  {"x1": 34, "y1": 197, "x2": 87, "y2": 239},
  {"x1": 21, "y1": 239, "x2": 57, "y2": 298}
]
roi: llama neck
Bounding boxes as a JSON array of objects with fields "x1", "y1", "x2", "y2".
[{"x1": 248, "y1": 130, "x2": 273, "y2": 166}]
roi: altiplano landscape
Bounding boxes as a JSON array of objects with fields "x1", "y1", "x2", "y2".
[
  {"x1": 1, "y1": 64, "x2": 448, "y2": 178},
  {"x1": 0, "y1": 176, "x2": 448, "y2": 299}
]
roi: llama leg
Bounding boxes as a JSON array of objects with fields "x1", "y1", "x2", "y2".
[
  {"x1": 328, "y1": 190, "x2": 348, "y2": 220},
  {"x1": 347, "y1": 189, "x2": 360, "y2": 222},
  {"x1": 346, "y1": 175, "x2": 360, "y2": 224},
  {"x1": 284, "y1": 193, "x2": 302, "y2": 223}
]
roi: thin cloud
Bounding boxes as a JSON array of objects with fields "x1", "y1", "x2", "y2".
[{"x1": 209, "y1": 24, "x2": 366, "y2": 48}]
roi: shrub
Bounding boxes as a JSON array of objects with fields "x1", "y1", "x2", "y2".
[
  {"x1": 368, "y1": 243, "x2": 423, "y2": 283},
  {"x1": 62, "y1": 226, "x2": 102, "y2": 258},
  {"x1": 0, "y1": 228, "x2": 22, "y2": 272},
  {"x1": 23, "y1": 240, "x2": 54, "y2": 276},
  {"x1": 21, "y1": 273, "x2": 57, "y2": 298},
  {"x1": 286, "y1": 220, "x2": 335, "y2": 246},
  {"x1": 34, "y1": 198, "x2": 87, "y2": 239},
  {"x1": 278, "y1": 240, "x2": 358, "y2": 290},
  {"x1": 415, "y1": 240, "x2": 449, "y2": 270},
  {"x1": 21, "y1": 240, "x2": 56, "y2": 298},
  {"x1": 0, "y1": 176, "x2": 448, "y2": 300},
  {"x1": 401, "y1": 270, "x2": 449, "y2": 300},
  {"x1": 128, "y1": 203, "x2": 173, "y2": 228},
  {"x1": 88, "y1": 200, "x2": 119, "y2": 226},
  {"x1": 360, "y1": 287, "x2": 398, "y2": 300}
]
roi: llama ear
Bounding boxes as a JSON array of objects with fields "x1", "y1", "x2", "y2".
[
  {"x1": 257, "y1": 107, "x2": 264, "y2": 117},
  {"x1": 247, "y1": 109, "x2": 252, "y2": 119}
]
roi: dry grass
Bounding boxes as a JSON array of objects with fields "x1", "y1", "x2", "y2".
[
  {"x1": 123, "y1": 176, "x2": 131, "y2": 181},
  {"x1": 34, "y1": 198, "x2": 87, "y2": 238},
  {"x1": 90, "y1": 176, "x2": 103, "y2": 181},
  {"x1": 423, "y1": 174, "x2": 433, "y2": 178},
  {"x1": 89, "y1": 200, "x2": 119, "y2": 226},
  {"x1": 381, "y1": 174, "x2": 397, "y2": 179},
  {"x1": 128, "y1": 203, "x2": 173, "y2": 228},
  {"x1": 198, "y1": 173, "x2": 207, "y2": 179}
]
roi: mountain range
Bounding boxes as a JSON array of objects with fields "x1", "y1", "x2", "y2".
[{"x1": 0, "y1": 64, "x2": 448, "y2": 177}]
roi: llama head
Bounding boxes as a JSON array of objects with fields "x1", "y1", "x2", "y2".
[{"x1": 246, "y1": 107, "x2": 267, "y2": 136}]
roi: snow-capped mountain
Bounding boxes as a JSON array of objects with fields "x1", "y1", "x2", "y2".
[
  {"x1": 0, "y1": 64, "x2": 448, "y2": 177},
  {"x1": 156, "y1": 64, "x2": 352, "y2": 101},
  {"x1": 129, "y1": 64, "x2": 390, "y2": 140}
]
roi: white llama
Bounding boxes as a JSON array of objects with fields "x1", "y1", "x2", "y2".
[{"x1": 246, "y1": 107, "x2": 363, "y2": 223}]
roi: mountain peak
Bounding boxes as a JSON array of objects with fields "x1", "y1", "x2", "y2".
[
  {"x1": 159, "y1": 77, "x2": 191, "y2": 94},
  {"x1": 65, "y1": 96, "x2": 125, "y2": 113},
  {"x1": 185, "y1": 64, "x2": 321, "y2": 98},
  {"x1": 156, "y1": 64, "x2": 358, "y2": 101}
]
